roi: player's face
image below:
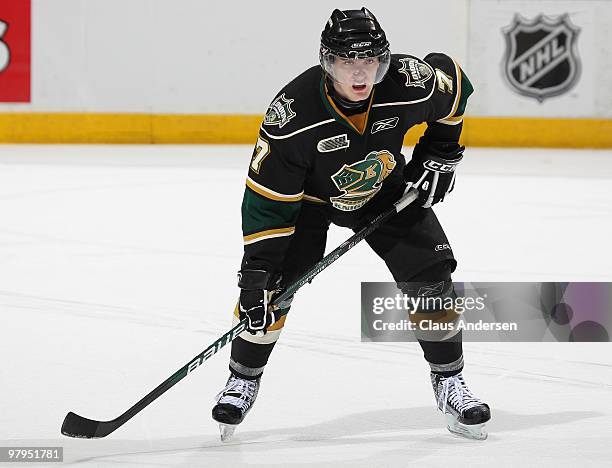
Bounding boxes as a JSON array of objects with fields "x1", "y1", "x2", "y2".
[{"x1": 331, "y1": 57, "x2": 378, "y2": 101}]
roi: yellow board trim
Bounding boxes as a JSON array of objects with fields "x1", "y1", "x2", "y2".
[
  {"x1": 0, "y1": 113, "x2": 263, "y2": 144},
  {"x1": 459, "y1": 117, "x2": 612, "y2": 148},
  {"x1": 0, "y1": 113, "x2": 612, "y2": 148}
]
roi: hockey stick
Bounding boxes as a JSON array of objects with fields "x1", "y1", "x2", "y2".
[{"x1": 61, "y1": 188, "x2": 419, "y2": 438}]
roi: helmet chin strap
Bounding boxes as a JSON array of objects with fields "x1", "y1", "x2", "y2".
[{"x1": 325, "y1": 75, "x2": 370, "y2": 111}]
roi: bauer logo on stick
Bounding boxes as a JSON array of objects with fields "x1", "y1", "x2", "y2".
[{"x1": 502, "y1": 14, "x2": 581, "y2": 102}]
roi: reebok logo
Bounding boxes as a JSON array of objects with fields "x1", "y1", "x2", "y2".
[{"x1": 371, "y1": 117, "x2": 399, "y2": 134}]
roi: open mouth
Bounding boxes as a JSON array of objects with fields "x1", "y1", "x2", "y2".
[{"x1": 352, "y1": 84, "x2": 367, "y2": 91}]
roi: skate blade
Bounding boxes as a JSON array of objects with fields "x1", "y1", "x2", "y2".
[
  {"x1": 219, "y1": 423, "x2": 237, "y2": 442},
  {"x1": 445, "y1": 414, "x2": 488, "y2": 440}
]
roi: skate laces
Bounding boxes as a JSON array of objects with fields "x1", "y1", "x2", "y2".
[
  {"x1": 438, "y1": 374, "x2": 483, "y2": 415},
  {"x1": 215, "y1": 376, "x2": 258, "y2": 411}
]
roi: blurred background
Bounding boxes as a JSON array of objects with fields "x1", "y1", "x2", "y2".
[{"x1": 1, "y1": 0, "x2": 611, "y2": 147}]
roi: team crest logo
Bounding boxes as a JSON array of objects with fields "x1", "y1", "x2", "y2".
[
  {"x1": 398, "y1": 58, "x2": 434, "y2": 89},
  {"x1": 264, "y1": 93, "x2": 296, "y2": 128},
  {"x1": 330, "y1": 150, "x2": 396, "y2": 211},
  {"x1": 502, "y1": 14, "x2": 581, "y2": 102},
  {"x1": 317, "y1": 134, "x2": 350, "y2": 152}
]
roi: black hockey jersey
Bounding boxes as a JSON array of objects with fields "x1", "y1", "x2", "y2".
[{"x1": 241, "y1": 53, "x2": 473, "y2": 275}]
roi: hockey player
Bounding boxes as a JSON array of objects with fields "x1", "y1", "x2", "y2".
[{"x1": 213, "y1": 7, "x2": 491, "y2": 441}]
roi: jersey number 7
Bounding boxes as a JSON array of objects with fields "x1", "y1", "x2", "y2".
[{"x1": 250, "y1": 136, "x2": 270, "y2": 174}]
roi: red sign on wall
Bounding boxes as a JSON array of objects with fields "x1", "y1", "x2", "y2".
[{"x1": 0, "y1": 0, "x2": 31, "y2": 102}]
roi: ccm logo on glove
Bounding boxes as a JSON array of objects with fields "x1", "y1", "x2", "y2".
[{"x1": 423, "y1": 160, "x2": 459, "y2": 173}]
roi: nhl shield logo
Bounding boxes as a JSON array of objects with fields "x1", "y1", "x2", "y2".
[{"x1": 502, "y1": 14, "x2": 580, "y2": 102}]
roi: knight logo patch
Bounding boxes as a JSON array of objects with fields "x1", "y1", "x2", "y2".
[
  {"x1": 502, "y1": 14, "x2": 581, "y2": 102},
  {"x1": 264, "y1": 93, "x2": 296, "y2": 128},
  {"x1": 330, "y1": 151, "x2": 396, "y2": 211},
  {"x1": 398, "y1": 58, "x2": 434, "y2": 89}
]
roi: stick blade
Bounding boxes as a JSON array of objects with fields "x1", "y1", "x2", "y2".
[{"x1": 61, "y1": 411, "x2": 104, "y2": 439}]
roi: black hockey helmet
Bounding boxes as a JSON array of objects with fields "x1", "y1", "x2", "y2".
[
  {"x1": 320, "y1": 8, "x2": 391, "y2": 84},
  {"x1": 321, "y1": 8, "x2": 390, "y2": 58}
]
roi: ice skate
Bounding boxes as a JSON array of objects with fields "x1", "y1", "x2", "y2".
[
  {"x1": 431, "y1": 372, "x2": 491, "y2": 440},
  {"x1": 212, "y1": 374, "x2": 260, "y2": 442}
]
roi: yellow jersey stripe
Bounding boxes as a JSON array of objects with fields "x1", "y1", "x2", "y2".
[
  {"x1": 243, "y1": 226, "x2": 295, "y2": 245},
  {"x1": 246, "y1": 177, "x2": 303, "y2": 202},
  {"x1": 443, "y1": 57, "x2": 462, "y2": 120},
  {"x1": 437, "y1": 115, "x2": 464, "y2": 125},
  {"x1": 303, "y1": 194, "x2": 327, "y2": 204}
]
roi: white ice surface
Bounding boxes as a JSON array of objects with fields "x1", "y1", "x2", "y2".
[{"x1": 0, "y1": 145, "x2": 611, "y2": 467}]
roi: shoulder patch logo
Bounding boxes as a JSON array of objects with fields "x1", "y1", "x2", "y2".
[
  {"x1": 502, "y1": 14, "x2": 581, "y2": 102},
  {"x1": 371, "y1": 117, "x2": 399, "y2": 134},
  {"x1": 264, "y1": 93, "x2": 297, "y2": 128},
  {"x1": 398, "y1": 58, "x2": 434, "y2": 89},
  {"x1": 317, "y1": 134, "x2": 350, "y2": 153},
  {"x1": 330, "y1": 150, "x2": 396, "y2": 211}
]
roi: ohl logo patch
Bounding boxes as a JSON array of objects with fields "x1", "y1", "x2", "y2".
[
  {"x1": 502, "y1": 14, "x2": 580, "y2": 102},
  {"x1": 330, "y1": 150, "x2": 396, "y2": 212},
  {"x1": 398, "y1": 58, "x2": 434, "y2": 89},
  {"x1": 264, "y1": 93, "x2": 296, "y2": 128}
]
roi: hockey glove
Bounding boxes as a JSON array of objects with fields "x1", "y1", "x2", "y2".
[
  {"x1": 238, "y1": 269, "x2": 278, "y2": 335},
  {"x1": 404, "y1": 140, "x2": 464, "y2": 208}
]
